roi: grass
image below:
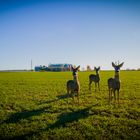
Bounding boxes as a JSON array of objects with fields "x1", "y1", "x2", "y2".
[{"x1": 0, "y1": 71, "x2": 140, "y2": 140}]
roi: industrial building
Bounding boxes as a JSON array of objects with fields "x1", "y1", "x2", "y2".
[{"x1": 35, "y1": 63, "x2": 72, "y2": 71}]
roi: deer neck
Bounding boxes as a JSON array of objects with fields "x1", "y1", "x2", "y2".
[
  {"x1": 114, "y1": 71, "x2": 120, "y2": 81},
  {"x1": 73, "y1": 75, "x2": 79, "y2": 83},
  {"x1": 96, "y1": 72, "x2": 99, "y2": 78}
]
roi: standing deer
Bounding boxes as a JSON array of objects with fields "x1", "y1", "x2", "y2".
[
  {"x1": 89, "y1": 67, "x2": 100, "y2": 91},
  {"x1": 67, "y1": 65, "x2": 80, "y2": 102},
  {"x1": 108, "y1": 62, "x2": 124, "y2": 102}
]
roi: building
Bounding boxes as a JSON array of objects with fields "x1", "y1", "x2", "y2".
[{"x1": 35, "y1": 64, "x2": 72, "y2": 72}]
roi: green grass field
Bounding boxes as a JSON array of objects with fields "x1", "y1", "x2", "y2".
[{"x1": 0, "y1": 71, "x2": 140, "y2": 140}]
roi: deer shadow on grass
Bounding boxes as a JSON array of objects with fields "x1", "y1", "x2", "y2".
[
  {"x1": 2, "y1": 93, "x2": 71, "y2": 124},
  {"x1": 9, "y1": 104, "x2": 98, "y2": 140},
  {"x1": 1, "y1": 106, "x2": 51, "y2": 124},
  {"x1": 0, "y1": 102, "x2": 65, "y2": 140},
  {"x1": 48, "y1": 105, "x2": 95, "y2": 129}
]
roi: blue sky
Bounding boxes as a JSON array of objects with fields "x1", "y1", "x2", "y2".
[{"x1": 0, "y1": 0, "x2": 140, "y2": 70}]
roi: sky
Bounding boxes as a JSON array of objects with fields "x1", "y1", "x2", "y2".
[{"x1": 0, "y1": 0, "x2": 140, "y2": 70}]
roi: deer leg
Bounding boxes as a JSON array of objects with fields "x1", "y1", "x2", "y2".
[
  {"x1": 77, "y1": 91, "x2": 79, "y2": 104},
  {"x1": 67, "y1": 88, "x2": 69, "y2": 96},
  {"x1": 114, "y1": 90, "x2": 116, "y2": 100},
  {"x1": 95, "y1": 83, "x2": 97, "y2": 92},
  {"x1": 109, "y1": 88, "x2": 111, "y2": 102},
  {"x1": 98, "y1": 82, "x2": 100, "y2": 91},
  {"x1": 110, "y1": 89, "x2": 113, "y2": 101},
  {"x1": 109, "y1": 88, "x2": 113, "y2": 103},
  {"x1": 67, "y1": 88, "x2": 70, "y2": 104},
  {"x1": 71, "y1": 91, "x2": 75, "y2": 102},
  {"x1": 117, "y1": 90, "x2": 119, "y2": 103},
  {"x1": 89, "y1": 81, "x2": 92, "y2": 91}
]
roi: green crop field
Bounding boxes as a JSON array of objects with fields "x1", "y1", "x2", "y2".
[{"x1": 0, "y1": 71, "x2": 140, "y2": 140}]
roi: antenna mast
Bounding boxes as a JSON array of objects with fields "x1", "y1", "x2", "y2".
[{"x1": 31, "y1": 59, "x2": 33, "y2": 71}]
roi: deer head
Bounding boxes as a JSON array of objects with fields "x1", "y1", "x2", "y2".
[
  {"x1": 94, "y1": 66, "x2": 100, "y2": 74},
  {"x1": 112, "y1": 62, "x2": 124, "y2": 72},
  {"x1": 72, "y1": 65, "x2": 80, "y2": 76}
]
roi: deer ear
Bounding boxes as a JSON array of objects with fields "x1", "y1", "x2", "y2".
[
  {"x1": 98, "y1": 66, "x2": 100, "y2": 70},
  {"x1": 71, "y1": 66, "x2": 74, "y2": 70},
  {"x1": 76, "y1": 65, "x2": 80, "y2": 70},
  {"x1": 112, "y1": 62, "x2": 116, "y2": 68},
  {"x1": 118, "y1": 62, "x2": 124, "y2": 68},
  {"x1": 94, "y1": 67, "x2": 96, "y2": 70}
]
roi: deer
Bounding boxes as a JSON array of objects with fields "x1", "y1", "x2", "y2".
[
  {"x1": 89, "y1": 66, "x2": 100, "y2": 92},
  {"x1": 67, "y1": 65, "x2": 80, "y2": 102},
  {"x1": 108, "y1": 62, "x2": 124, "y2": 102}
]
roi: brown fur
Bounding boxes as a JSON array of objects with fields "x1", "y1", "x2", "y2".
[
  {"x1": 108, "y1": 62, "x2": 124, "y2": 102},
  {"x1": 89, "y1": 67, "x2": 100, "y2": 91},
  {"x1": 67, "y1": 66, "x2": 80, "y2": 102}
]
